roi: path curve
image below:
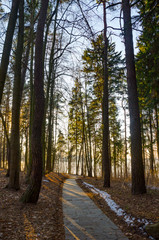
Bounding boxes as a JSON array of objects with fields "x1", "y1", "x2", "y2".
[{"x1": 62, "y1": 177, "x2": 128, "y2": 240}]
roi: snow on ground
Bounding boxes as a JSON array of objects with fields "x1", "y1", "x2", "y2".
[
  {"x1": 82, "y1": 182, "x2": 152, "y2": 227},
  {"x1": 148, "y1": 185, "x2": 159, "y2": 191},
  {"x1": 127, "y1": 183, "x2": 159, "y2": 191}
]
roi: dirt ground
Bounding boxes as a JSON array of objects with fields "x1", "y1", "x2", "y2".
[
  {"x1": 77, "y1": 177, "x2": 159, "y2": 240},
  {"x1": 0, "y1": 169, "x2": 67, "y2": 240}
]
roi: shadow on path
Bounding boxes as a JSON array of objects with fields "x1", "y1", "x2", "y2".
[{"x1": 62, "y1": 178, "x2": 128, "y2": 240}]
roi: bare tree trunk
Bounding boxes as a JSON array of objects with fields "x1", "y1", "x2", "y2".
[
  {"x1": 20, "y1": 0, "x2": 49, "y2": 203},
  {"x1": 113, "y1": 141, "x2": 116, "y2": 178},
  {"x1": 149, "y1": 109, "x2": 154, "y2": 175},
  {"x1": 25, "y1": 1, "x2": 36, "y2": 183},
  {"x1": 0, "y1": 111, "x2": 10, "y2": 176},
  {"x1": 77, "y1": 144, "x2": 82, "y2": 174},
  {"x1": 53, "y1": 103, "x2": 58, "y2": 171},
  {"x1": 42, "y1": 0, "x2": 60, "y2": 171},
  {"x1": 85, "y1": 128, "x2": 90, "y2": 176},
  {"x1": 123, "y1": 106, "x2": 128, "y2": 178},
  {"x1": 24, "y1": 128, "x2": 29, "y2": 172},
  {"x1": 93, "y1": 129, "x2": 97, "y2": 178},
  {"x1": 68, "y1": 146, "x2": 73, "y2": 174},
  {"x1": 45, "y1": 2, "x2": 59, "y2": 173},
  {"x1": 0, "y1": 0, "x2": 20, "y2": 105},
  {"x1": 155, "y1": 105, "x2": 159, "y2": 161},
  {"x1": 85, "y1": 83, "x2": 92, "y2": 177},
  {"x1": 80, "y1": 85, "x2": 85, "y2": 176},
  {"x1": 0, "y1": 143, "x2": 1, "y2": 168},
  {"x1": 46, "y1": 74, "x2": 55, "y2": 172},
  {"x1": 122, "y1": 0, "x2": 146, "y2": 194},
  {"x1": 141, "y1": 111, "x2": 146, "y2": 169},
  {"x1": 8, "y1": 0, "x2": 24, "y2": 190},
  {"x1": 75, "y1": 100, "x2": 78, "y2": 175},
  {"x1": 3, "y1": 135, "x2": 5, "y2": 168},
  {"x1": 102, "y1": 1, "x2": 110, "y2": 187}
]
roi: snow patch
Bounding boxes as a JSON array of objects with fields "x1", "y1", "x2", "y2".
[
  {"x1": 83, "y1": 182, "x2": 152, "y2": 228},
  {"x1": 43, "y1": 179, "x2": 50, "y2": 182},
  {"x1": 147, "y1": 185, "x2": 159, "y2": 191}
]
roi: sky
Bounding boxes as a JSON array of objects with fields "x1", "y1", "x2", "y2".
[{"x1": 54, "y1": 0, "x2": 141, "y2": 136}]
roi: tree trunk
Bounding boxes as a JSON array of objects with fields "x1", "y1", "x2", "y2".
[
  {"x1": 0, "y1": 0, "x2": 20, "y2": 105},
  {"x1": 20, "y1": 0, "x2": 49, "y2": 203},
  {"x1": 8, "y1": 0, "x2": 24, "y2": 190},
  {"x1": 46, "y1": 75, "x2": 55, "y2": 172},
  {"x1": 80, "y1": 85, "x2": 85, "y2": 176},
  {"x1": 124, "y1": 106, "x2": 128, "y2": 178},
  {"x1": 75, "y1": 102, "x2": 78, "y2": 175},
  {"x1": 0, "y1": 111, "x2": 10, "y2": 176},
  {"x1": 20, "y1": 37, "x2": 31, "y2": 100},
  {"x1": 25, "y1": 128, "x2": 28, "y2": 172},
  {"x1": 102, "y1": 1, "x2": 110, "y2": 187},
  {"x1": 122, "y1": 0, "x2": 146, "y2": 194},
  {"x1": 113, "y1": 141, "x2": 116, "y2": 178},
  {"x1": 93, "y1": 129, "x2": 97, "y2": 178},
  {"x1": 77, "y1": 144, "x2": 82, "y2": 174},
  {"x1": 85, "y1": 84, "x2": 92, "y2": 177},
  {"x1": 26, "y1": 41, "x2": 34, "y2": 182},
  {"x1": 85, "y1": 128, "x2": 90, "y2": 176},
  {"x1": 0, "y1": 143, "x2": 1, "y2": 168},
  {"x1": 45, "y1": 3, "x2": 59, "y2": 173},
  {"x1": 25, "y1": 1, "x2": 36, "y2": 183},
  {"x1": 155, "y1": 105, "x2": 159, "y2": 161},
  {"x1": 53, "y1": 103, "x2": 58, "y2": 171},
  {"x1": 149, "y1": 109, "x2": 154, "y2": 175},
  {"x1": 42, "y1": 0, "x2": 60, "y2": 170},
  {"x1": 3, "y1": 133, "x2": 5, "y2": 168},
  {"x1": 141, "y1": 111, "x2": 146, "y2": 169},
  {"x1": 68, "y1": 146, "x2": 73, "y2": 174}
]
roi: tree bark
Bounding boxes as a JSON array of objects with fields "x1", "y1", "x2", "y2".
[
  {"x1": 0, "y1": 143, "x2": 1, "y2": 168},
  {"x1": 155, "y1": 105, "x2": 159, "y2": 161},
  {"x1": 45, "y1": 2, "x2": 59, "y2": 173},
  {"x1": 46, "y1": 75, "x2": 55, "y2": 172},
  {"x1": 3, "y1": 135, "x2": 5, "y2": 168},
  {"x1": 149, "y1": 109, "x2": 154, "y2": 175},
  {"x1": 85, "y1": 82, "x2": 92, "y2": 177},
  {"x1": 122, "y1": 0, "x2": 146, "y2": 194},
  {"x1": 0, "y1": 111, "x2": 10, "y2": 176},
  {"x1": 122, "y1": 104, "x2": 128, "y2": 178},
  {"x1": 26, "y1": 14, "x2": 35, "y2": 182},
  {"x1": 141, "y1": 111, "x2": 146, "y2": 169},
  {"x1": 113, "y1": 141, "x2": 117, "y2": 178},
  {"x1": 8, "y1": 0, "x2": 24, "y2": 190},
  {"x1": 20, "y1": 0, "x2": 49, "y2": 203},
  {"x1": 102, "y1": 1, "x2": 110, "y2": 187},
  {"x1": 0, "y1": 0, "x2": 20, "y2": 105}
]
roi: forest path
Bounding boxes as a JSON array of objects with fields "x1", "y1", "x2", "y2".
[{"x1": 62, "y1": 177, "x2": 128, "y2": 240}]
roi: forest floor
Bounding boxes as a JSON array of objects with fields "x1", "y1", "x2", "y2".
[
  {"x1": 0, "y1": 169, "x2": 159, "y2": 240},
  {"x1": 0, "y1": 169, "x2": 67, "y2": 240},
  {"x1": 77, "y1": 176, "x2": 159, "y2": 240}
]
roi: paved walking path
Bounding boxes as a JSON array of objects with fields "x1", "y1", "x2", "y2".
[{"x1": 62, "y1": 177, "x2": 128, "y2": 240}]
